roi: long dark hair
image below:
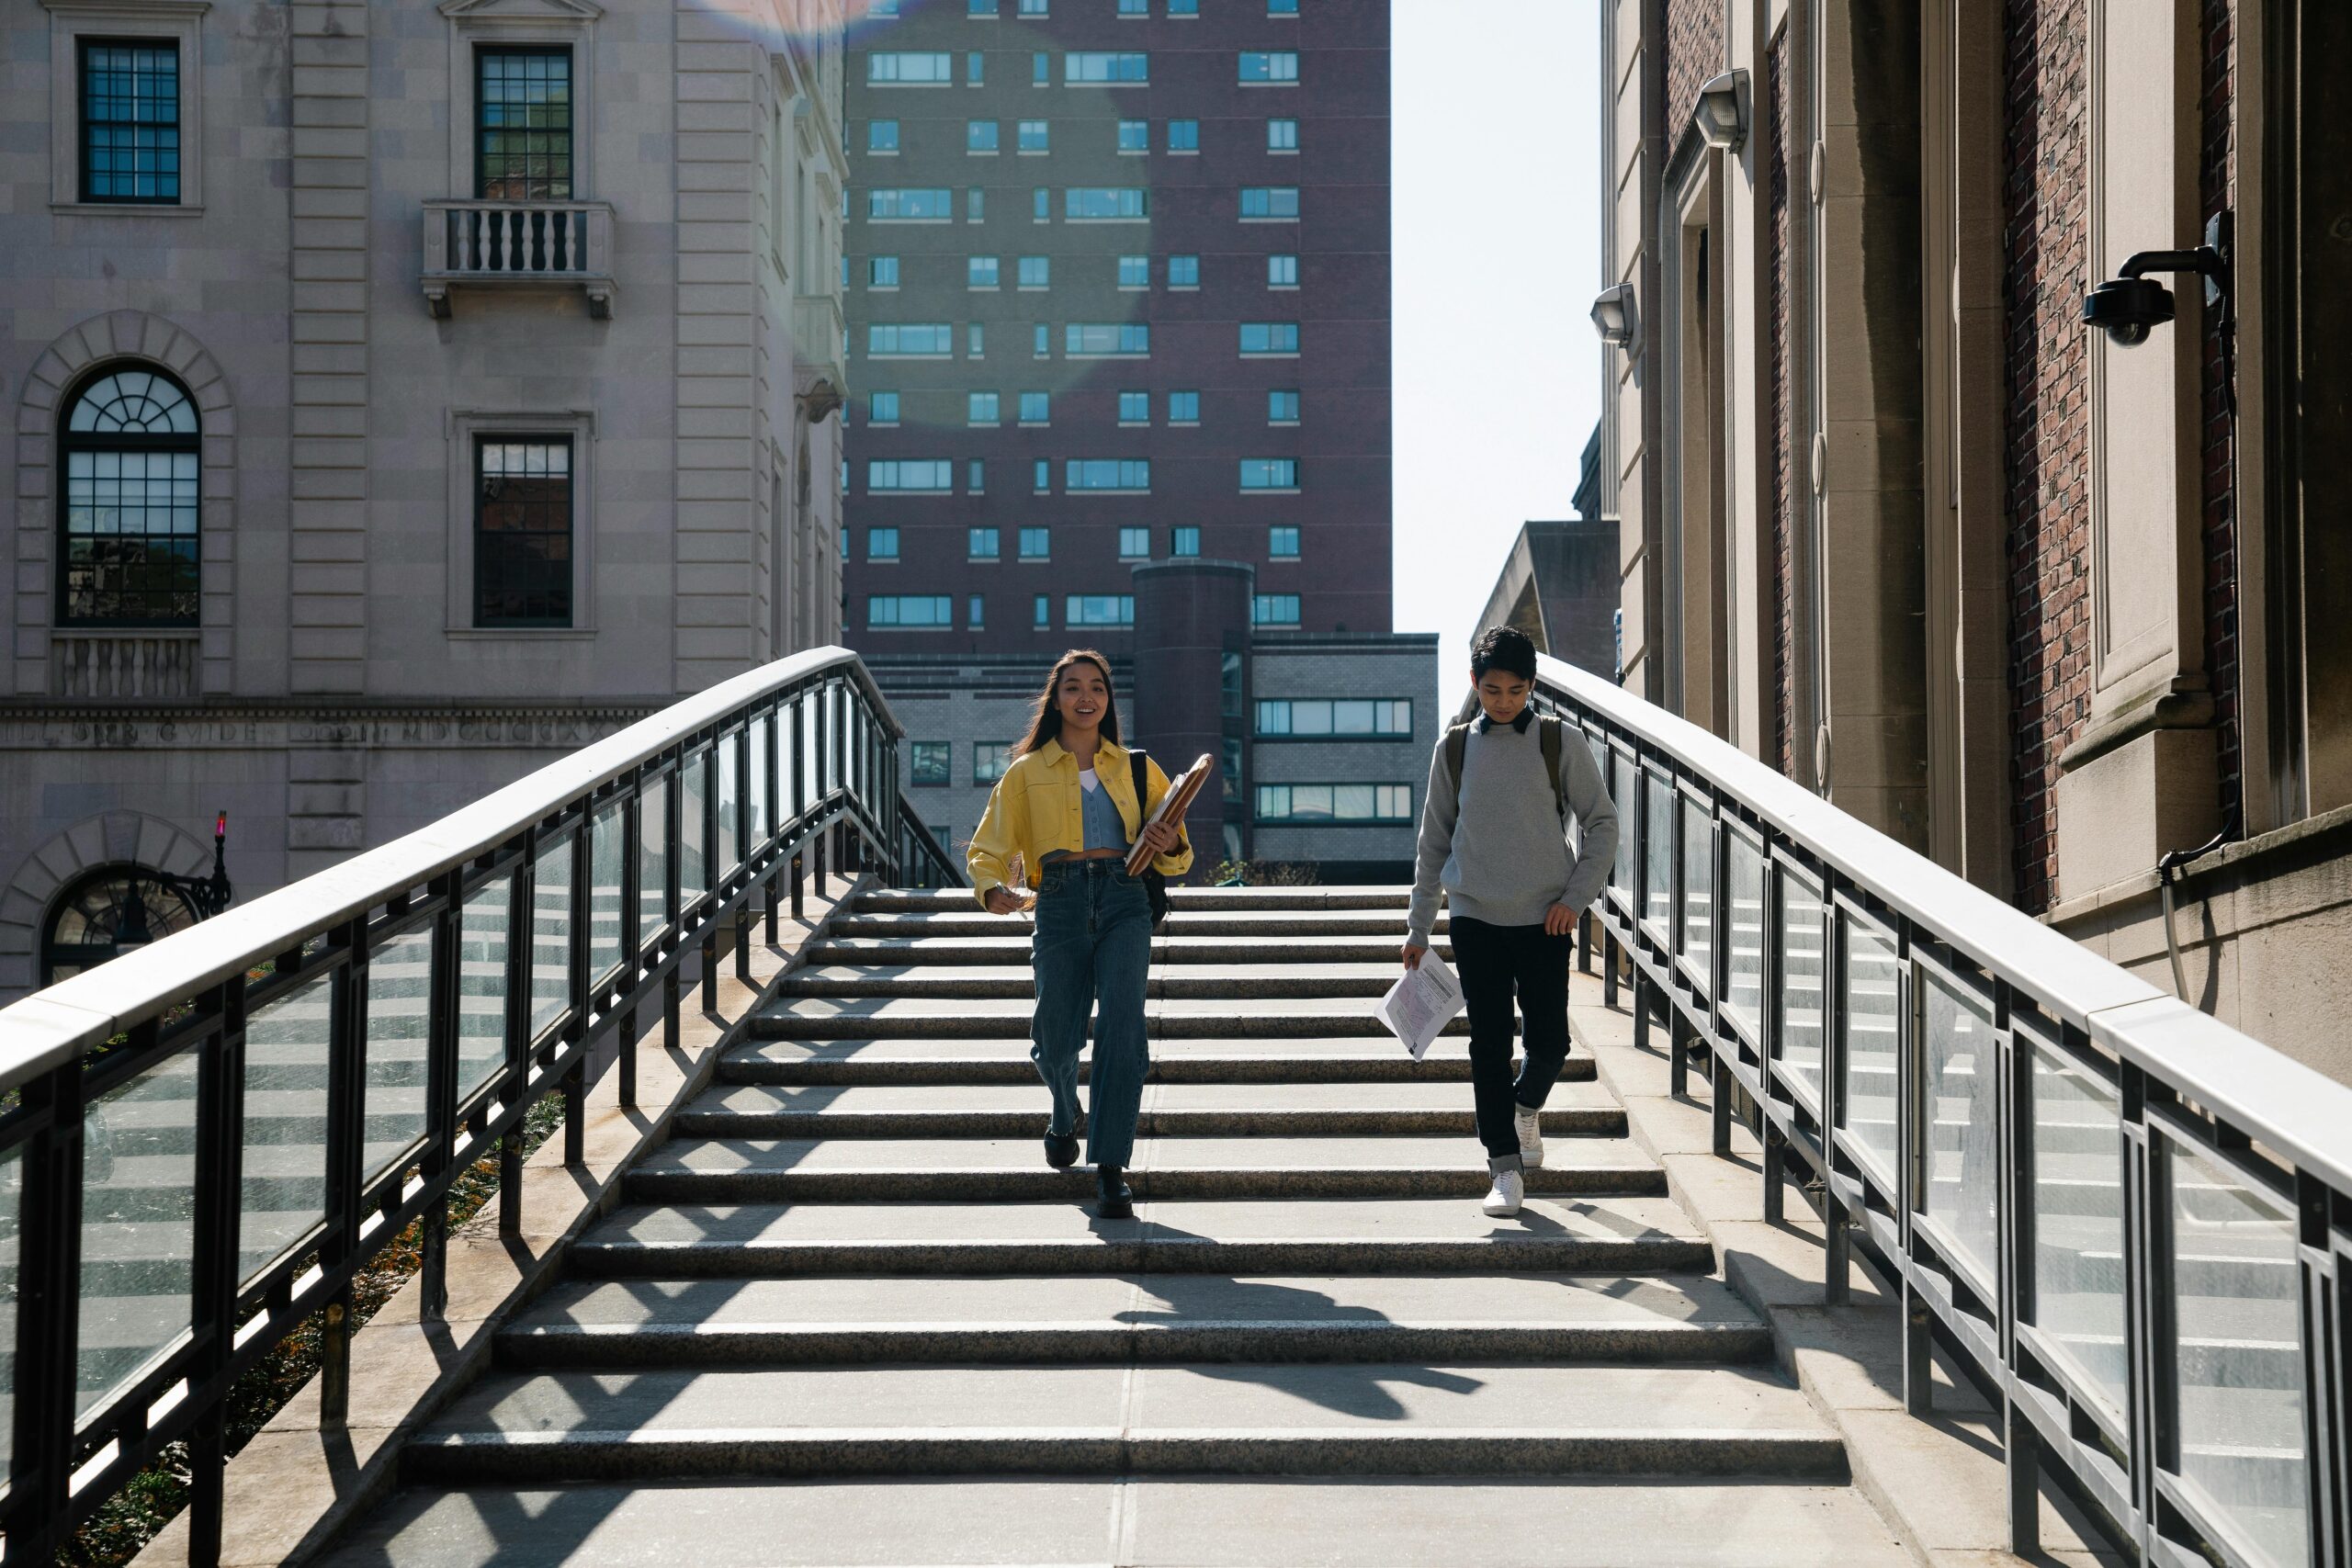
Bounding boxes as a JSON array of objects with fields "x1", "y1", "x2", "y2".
[{"x1": 1011, "y1": 649, "x2": 1122, "y2": 760}]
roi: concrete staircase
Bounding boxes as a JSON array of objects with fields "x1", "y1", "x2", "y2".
[{"x1": 322, "y1": 886, "x2": 1911, "y2": 1567}]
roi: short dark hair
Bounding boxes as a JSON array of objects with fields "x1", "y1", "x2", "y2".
[{"x1": 1470, "y1": 626, "x2": 1537, "y2": 682}]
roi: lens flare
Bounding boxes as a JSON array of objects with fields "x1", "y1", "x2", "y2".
[{"x1": 681, "y1": 0, "x2": 896, "y2": 49}]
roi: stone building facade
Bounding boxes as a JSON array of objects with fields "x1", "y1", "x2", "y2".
[
  {"x1": 0, "y1": 0, "x2": 852, "y2": 998},
  {"x1": 1598, "y1": 0, "x2": 2352, "y2": 1082}
]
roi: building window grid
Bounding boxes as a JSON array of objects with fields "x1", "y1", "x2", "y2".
[
  {"x1": 975, "y1": 741, "x2": 1015, "y2": 784},
  {"x1": 969, "y1": 525, "x2": 1001, "y2": 558},
  {"x1": 1256, "y1": 699, "x2": 1412, "y2": 739},
  {"x1": 868, "y1": 186, "x2": 954, "y2": 220},
  {"x1": 911, "y1": 741, "x2": 952, "y2": 786},
  {"x1": 476, "y1": 46, "x2": 572, "y2": 202},
  {"x1": 1252, "y1": 592, "x2": 1301, "y2": 626},
  {"x1": 1268, "y1": 117, "x2": 1299, "y2": 152},
  {"x1": 1066, "y1": 458, "x2": 1150, "y2": 492},
  {"x1": 474, "y1": 436, "x2": 574, "y2": 628},
  {"x1": 1020, "y1": 525, "x2": 1051, "y2": 558},
  {"x1": 967, "y1": 118, "x2": 1000, "y2": 152},
  {"x1": 869, "y1": 255, "x2": 900, "y2": 288},
  {"x1": 1067, "y1": 594, "x2": 1135, "y2": 626},
  {"x1": 866, "y1": 118, "x2": 900, "y2": 153},
  {"x1": 968, "y1": 389, "x2": 1001, "y2": 424},
  {"x1": 1117, "y1": 254, "x2": 1149, "y2": 289},
  {"x1": 1168, "y1": 390, "x2": 1200, "y2": 423},
  {"x1": 1170, "y1": 525, "x2": 1201, "y2": 558},
  {"x1": 1118, "y1": 390, "x2": 1150, "y2": 425},
  {"x1": 1269, "y1": 524, "x2": 1301, "y2": 559},
  {"x1": 1017, "y1": 118, "x2": 1049, "y2": 152},
  {"x1": 1268, "y1": 254, "x2": 1299, "y2": 288},
  {"x1": 1240, "y1": 186, "x2": 1300, "y2": 220},
  {"x1": 1019, "y1": 390, "x2": 1051, "y2": 424},
  {"x1": 1119, "y1": 526, "x2": 1151, "y2": 559},
  {"x1": 868, "y1": 390, "x2": 901, "y2": 425},
  {"x1": 1269, "y1": 389, "x2": 1301, "y2": 423},
  {"x1": 1117, "y1": 118, "x2": 1148, "y2": 152},
  {"x1": 1168, "y1": 118, "x2": 1200, "y2": 152},
  {"x1": 59, "y1": 369, "x2": 200, "y2": 627},
  {"x1": 1238, "y1": 50, "x2": 1299, "y2": 83},
  {"x1": 867, "y1": 459, "x2": 954, "y2": 491},
  {"x1": 1255, "y1": 784, "x2": 1413, "y2": 824},
  {"x1": 1240, "y1": 457, "x2": 1299, "y2": 491},
  {"x1": 868, "y1": 51, "x2": 954, "y2": 84},
  {"x1": 868, "y1": 594, "x2": 955, "y2": 627},
  {"x1": 1018, "y1": 254, "x2": 1050, "y2": 288},
  {"x1": 1240, "y1": 321, "x2": 1300, "y2": 355},
  {"x1": 866, "y1": 525, "x2": 900, "y2": 560},
  {"x1": 79, "y1": 40, "x2": 182, "y2": 204},
  {"x1": 969, "y1": 254, "x2": 1001, "y2": 288},
  {"x1": 1169, "y1": 254, "x2": 1200, "y2": 288}
]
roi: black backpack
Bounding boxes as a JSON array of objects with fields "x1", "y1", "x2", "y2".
[{"x1": 1128, "y1": 749, "x2": 1173, "y2": 930}]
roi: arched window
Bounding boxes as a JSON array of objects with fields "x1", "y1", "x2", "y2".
[
  {"x1": 40, "y1": 865, "x2": 199, "y2": 987},
  {"x1": 59, "y1": 367, "x2": 201, "y2": 627}
]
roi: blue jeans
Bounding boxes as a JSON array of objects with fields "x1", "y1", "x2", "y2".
[{"x1": 1030, "y1": 859, "x2": 1152, "y2": 1168}]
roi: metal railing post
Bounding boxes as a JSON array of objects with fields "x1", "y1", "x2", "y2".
[
  {"x1": 319, "y1": 1288, "x2": 353, "y2": 1427},
  {"x1": 186, "y1": 978, "x2": 243, "y2": 1567}
]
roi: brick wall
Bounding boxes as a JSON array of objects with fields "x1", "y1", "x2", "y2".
[
  {"x1": 2002, "y1": 0, "x2": 2093, "y2": 914},
  {"x1": 2199, "y1": 0, "x2": 2240, "y2": 831},
  {"x1": 1665, "y1": 0, "x2": 1726, "y2": 143},
  {"x1": 1766, "y1": 27, "x2": 1795, "y2": 780}
]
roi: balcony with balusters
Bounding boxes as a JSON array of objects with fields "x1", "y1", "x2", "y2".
[{"x1": 421, "y1": 200, "x2": 616, "y2": 320}]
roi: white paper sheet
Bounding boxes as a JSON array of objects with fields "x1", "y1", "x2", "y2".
[{"x1": 1374, "y1": 953, "x2": 1465, "y2": 1061}]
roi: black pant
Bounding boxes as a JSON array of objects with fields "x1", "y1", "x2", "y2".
[{"x1": 1449, "y1": 914, "x2": 1573, "y2": 1168}]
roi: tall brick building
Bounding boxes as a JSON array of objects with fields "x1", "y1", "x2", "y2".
[
  {"x1": 1598, "y1": 0, "x2": 2352, "y2": 1083},
  {"x1": 840, "y1": 0, "x2": 1430, "y2": 877}
]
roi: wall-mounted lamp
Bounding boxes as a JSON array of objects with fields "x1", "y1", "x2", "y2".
[
  {"x1": 1694, "y1": 70, "x2": 1750, "y2": 152},
  {"x1": 1590, "y1": 283, "x2": 1638, "y2": 348}
]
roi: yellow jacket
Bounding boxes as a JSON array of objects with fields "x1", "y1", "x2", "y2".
[{"x1": 967, "y1": 737, "x2": 1195, "y2": 905}]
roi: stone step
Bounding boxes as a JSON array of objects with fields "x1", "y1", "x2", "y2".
[
  {"x1": 320, "y1": 1475, "x2": 1913, "y2": 1568},
  {"x1": 829, "y1": 910, "x2": 1445, "y2": 940},
  {"x1": 751, "y1": 997, "x2": 1486, "y2": 1040},
  {"x1": 717, "y1": 1037, "x2": 1598, "y2": 1087},
  {"x1": 673, "y1": 1079, "x2": 1626, "y2": 1140},
  {"x1": 499, "y1": 1271, "x2": 1772, "y2": 1369},
  {"x1": 808, "y1": 934, "x2": 1461, "y2": 966},
  {"x1": 856, "y1": 886, "x2": 1413, "y2": 914},
  {"x1": 625, "y1": 1134, "x2": 1665, "y2": 1204},
  {"x1": 403, "y1": 1362, "x2": 1847, "y2": 1483},
  {"x1": 570, "y1": 1197, "x2": 1716, "y2": 1278},
  {"x1": 771, "y1": 963, "x2": 1409, "y2": 1000}
]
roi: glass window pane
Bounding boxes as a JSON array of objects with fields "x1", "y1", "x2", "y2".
[
  {"x1": 799, "y1": 697, "x2": 817, "y2": 812},
  {"x1": 1775, "y1": 874, "x2": 1826, "y2": 1106},
  {"x1": 1642, "y1": 773, "x2": 1673, "y2": 937},
  {"x1": 750, "y1": 715, "x2": 771, "y2": 846},
  {"x1": 530, "y1": 837, "x2": 572, "y2": 1039},
  {"x1": 1840, "y1": 916, "x2": 1900, "y2": 1178},
  {"x1": 681, "y1": 750, "x2": 709, "y2": 903},
  {"x1": 1722, "y1": 835, "x2": 1764, "y2": 1032},
  {"x1": 457, "y1": 879, "x2": 510, "y2": 1104},
  {"x1": 718, "y1": 734, "x2": 741, "y2": 878},
  {"x1": 638, "y1": 778, "x2": 669, "y2": 941},
  {"x1": 2030, "y1": 1043, "x2": 2124, "y2": 1418},
  {"x1": 78, "y1": 1051, "x2": 199, "y2": 1415},
  {"x1": 590, "y1": 799, "x2": 626, "y2": 984},
  {"x1": 1679, "y1": 797, "x2": 1713, "y2": 986},
  {"x1": 1611, "y1": 753, "x2": 1634, "y2": 897},
  {"x1": 240, "y1": 975, "x2": 333, "y2": 1281},
  {"x1": 1921, "y1": 969, "x2": 1999, "y2": 1287},
  {"x1": 2167, "y1": 1141, "x2": 2308, "y2": 1568},
  {"x1": 363, "y1": 929, "x2": 433, "y2": 1183},
  {"x1": 0, "y1": 1143, "x2": 16, "y2": 1474}
]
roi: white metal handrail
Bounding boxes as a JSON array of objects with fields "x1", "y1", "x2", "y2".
[{"x1": 1540, "y1": 651, "x2": 2348, "y2": 1568}]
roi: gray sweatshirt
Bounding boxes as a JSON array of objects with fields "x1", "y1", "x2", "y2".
[{"x1": 1406, "y1": 709, "x2": 1620, "y2": 947}]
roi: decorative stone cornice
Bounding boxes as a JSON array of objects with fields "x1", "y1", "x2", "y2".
[{"x1": 0, "y1": 700, "x2": 663, "y2": 751}]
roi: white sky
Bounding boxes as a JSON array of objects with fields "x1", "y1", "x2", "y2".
[{"x1": 1389, "y1": 0, "x2": 1601, "y2": 667}]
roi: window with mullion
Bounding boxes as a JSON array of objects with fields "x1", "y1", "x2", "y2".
[
  {"x1": 476, "y1": 46, "x2": 574, "y2": 201},
  {"x1": 80, "y1": 39, "x2": 182, "y2": 204},
  {"x1": 58, "y1": 368, "x2": 201, "y2": 627},
  {"x1": 474, "y1": 435, "x2": 575, "y2": 627}
]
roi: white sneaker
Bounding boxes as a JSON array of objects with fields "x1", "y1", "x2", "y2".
[
  {"x1": 1514, "y1": 1104, "x2": 1544, "y2": 1169},
  {"x1": 1481, "y1": 1168, "x2": 1525, "y2": 1217}
]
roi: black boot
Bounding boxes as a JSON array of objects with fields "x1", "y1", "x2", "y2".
[
  {"x1": 1044, "y1": 1122, "x2": 1079, "y2": 1169},
  {"x1": 1095, "y1": 1163, "x2": 1134, "y2": 1220}
]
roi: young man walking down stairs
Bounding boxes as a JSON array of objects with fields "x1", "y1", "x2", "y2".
[{"x1": 1403, "y1": 626, "x2": 1619, "y2": 1218}]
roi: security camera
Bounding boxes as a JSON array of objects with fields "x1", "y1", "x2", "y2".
[
  {"x1": 2084, "y1": 245, "x2": 2227, "y2": 347},
  {"x1": 2083, "y1": 276, "x2": 2175, "y2": 346}
]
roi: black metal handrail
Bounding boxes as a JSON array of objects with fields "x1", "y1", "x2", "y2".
[
  {"x1": 1539, "y1": 654, "x2": 2348, "y2": 1568},
  {"x1": 0, "y1": 647, "x2": 961, "y2": 1564}
]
